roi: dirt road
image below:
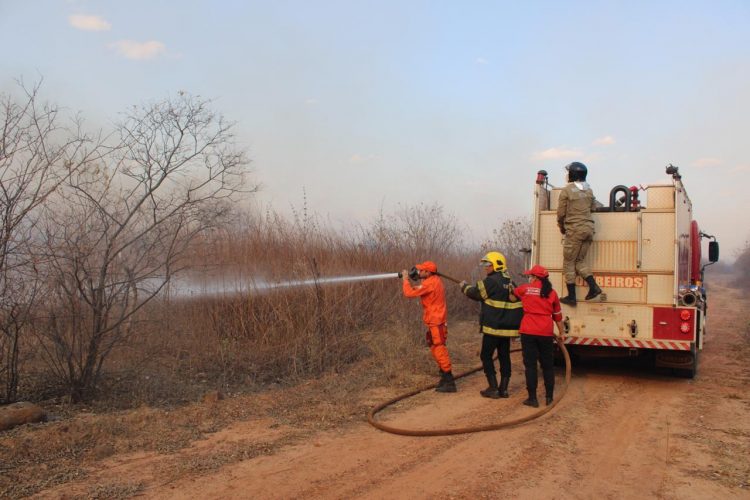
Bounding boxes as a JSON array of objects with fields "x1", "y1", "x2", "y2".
[{"x1": 39, "y1": 283, "x2": 750, "y2": 499}]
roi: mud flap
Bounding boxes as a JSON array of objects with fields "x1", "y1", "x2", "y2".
[{"x1": 655, "y1": 344, "x2": 698, "y2": 378}]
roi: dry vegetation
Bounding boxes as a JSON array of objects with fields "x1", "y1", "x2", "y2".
[
  {"x1": 0, "y1": 81, "x2": 539, "y2": 497},
  {"x1": 732, "y1": 239, "x2": 750, "y2": 286},
  {"x1": 0, "y1": 87, "x2": 530, "y2": 406},
  {"x1": 0, "y1": 319, "x2": 485, "y2": 498},
  {"x1": 71, "y1": 200, "x2": 534, "y2": 407}
]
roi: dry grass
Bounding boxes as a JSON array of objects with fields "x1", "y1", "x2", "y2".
[
  {"x1": 731, "y1": 239, "x2": 750, "y2": 287},
  {"x1": 0, "y1": 319, "x2": 484, "y2": 497},
  {"x1": 5, "y1": 202, "x2": 487, "y2": 404},
  {"x1": 82, "y1": 481, "x2": 146, "y2": 500},
  {"x1": 0, "y1": 204, "x2": 524, "y2": 496}
]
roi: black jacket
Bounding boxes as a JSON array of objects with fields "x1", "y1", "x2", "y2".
[{"x1": 462, "y1": 271, "x2": 523, "y2": 337}]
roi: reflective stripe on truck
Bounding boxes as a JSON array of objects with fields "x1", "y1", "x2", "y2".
[{"x1": 563, "y1": 337, "x2": 691, "y2": 350}]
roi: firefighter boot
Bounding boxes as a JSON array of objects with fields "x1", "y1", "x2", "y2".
[
  {"x1": 436, "y1": 371, "x2": 457, "y2": 393},
  {"x1": 560, "y1": 283, "x2": 577, "y2": 306},
  {"x1": 584, "y1": 275, "x2": 602, "y2": 301},
  {"x1": 436, "y1": 369, "x2": 446, "y2": 388},
  {"x1": 523, "y1": 389, "x2": 539, "y2": 408},
  {"x1": 499, "y1": 377, "x2": 510, "y2": 398},
  {"x1": 546, "y1": 389, "x2": 554, "y2": 406},
  {"x1": 480, "y1": 372, "x2": 500, "y2": 399}
]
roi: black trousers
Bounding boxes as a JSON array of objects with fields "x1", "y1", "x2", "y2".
[
  {"x1": 521, "y1": 334, "x2": 555, "y2": 397},
  {"x1": 480, "y1": 334, "x2": 511, "y2": 380}
]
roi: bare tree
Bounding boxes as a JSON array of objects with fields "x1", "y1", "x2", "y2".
[
  {"x1": 37, "y1": 93, "x2": 254, "y2": 401},
  {"x1": 0, "y1": 81, "x2": 99, "y2": 403},
  {"x1": 366, "y1": 202, "x2": 463, "y2": 259},
  {"x1": 482, "y1": 216, "x2": 532, "y2": 282}
]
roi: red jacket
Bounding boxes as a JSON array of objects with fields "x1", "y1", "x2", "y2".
[
  {"x1": 403, "y1": 274, "x2": 447, "y2": 327},
  {"x1": 513, "y1": 280, "x2": 562, "y2": 336}
]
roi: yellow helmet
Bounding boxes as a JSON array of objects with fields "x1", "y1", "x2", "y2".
[{"x1": 481, "y1": 251, "x2": 507, "y2": 272}]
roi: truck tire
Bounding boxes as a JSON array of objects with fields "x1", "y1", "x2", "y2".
[{"x1": 676, "y1": 343, "x2": 699, "y2": 379}]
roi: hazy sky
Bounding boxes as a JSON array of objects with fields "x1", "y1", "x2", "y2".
[{"x1": 1, "y1": 1, "x2": 748, "y2": 256}]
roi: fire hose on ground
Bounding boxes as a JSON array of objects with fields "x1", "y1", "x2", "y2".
[{"x1": 367, "y1": 271, "x2": 573, "y2": 436}]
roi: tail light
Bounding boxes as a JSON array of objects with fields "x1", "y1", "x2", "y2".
[{"x1": 654, "y1": 307, "x2": 696, "y2": 340}]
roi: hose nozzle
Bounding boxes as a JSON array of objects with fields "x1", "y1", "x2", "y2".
[{"x1": 397, "y1": 267, "x2": 420, "y2": 280}]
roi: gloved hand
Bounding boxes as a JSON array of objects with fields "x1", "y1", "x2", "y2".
[
  {"x1": 401, "y1": 269, "x2": 409, "y2": 280},
  {"x1": 559, "y1": 226, "x2": 566, "y2": 235},
  {"x1": 459, "y1": 280, "x2": 468, "y2": 289}
]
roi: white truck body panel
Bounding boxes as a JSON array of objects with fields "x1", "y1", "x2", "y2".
[{"x1": 531, "y1": 176, "x2": 703, "y2": 363}]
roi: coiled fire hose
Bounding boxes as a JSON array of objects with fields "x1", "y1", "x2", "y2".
[
  {"x1": 367, "y1": 337, "x2": 571, "y2": 436},
  {"x1": 368, "y1": 271, "x2": 572, "y2": 436}
]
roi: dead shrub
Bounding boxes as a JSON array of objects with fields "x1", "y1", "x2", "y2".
[
  {"x1": 731, "y1": 239, "x2": 750, "y2": 287},
  {"x1": 481, "y1": 216, "x2": 532, "y2": 283}
]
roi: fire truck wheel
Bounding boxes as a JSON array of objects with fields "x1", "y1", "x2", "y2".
[{"x1": 676, "y1": 344, "x2": 699, "y2": 379}]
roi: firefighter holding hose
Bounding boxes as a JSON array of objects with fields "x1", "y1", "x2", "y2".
[
  {"x1": 401, "y1": 261, "x2": 457, "y2": 393},
  {"x1": 459, "y1": 252, "x2": 523, "y2": 399}
]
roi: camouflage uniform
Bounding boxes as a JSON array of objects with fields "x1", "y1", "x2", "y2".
[{"x1": 557, "y1": 182, "x2": 597, "y2": 284}]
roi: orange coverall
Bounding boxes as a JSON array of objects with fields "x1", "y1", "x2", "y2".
[{"x1": 402, "y1": 274, "x2": 452, "y2": 373}]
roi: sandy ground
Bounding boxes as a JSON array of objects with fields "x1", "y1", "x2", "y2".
[{"x1": 36, "y1": 282, "x2": 750, "y2": 499}]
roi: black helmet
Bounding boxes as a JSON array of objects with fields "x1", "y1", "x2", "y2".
[{"x1": 565, "y1": 161, "x2": 588, "y2": 182}]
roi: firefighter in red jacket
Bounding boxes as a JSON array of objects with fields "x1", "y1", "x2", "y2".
[
  {"x1": 512, "y1": 265, "x2": 565, "y2": 408},
  {"x1": 401, "y1": 261, "x2": 456, "y2": 393}
]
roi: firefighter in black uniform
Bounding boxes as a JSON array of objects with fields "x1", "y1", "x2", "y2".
[{"x1": 460, "y1": 252, "x2": 523, "y2": 399}]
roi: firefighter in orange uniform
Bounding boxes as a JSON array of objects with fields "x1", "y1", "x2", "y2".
[{"x1": 402, "y1": 261, "x2": 456, "y2": 392}]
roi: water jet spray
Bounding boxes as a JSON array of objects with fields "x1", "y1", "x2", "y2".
[
  {"x1": 262, "y1": 272, "x2": 400, "y2": 291},
  {"x1": 173, "y1": 267, "x2": 464, "y2": 299}
]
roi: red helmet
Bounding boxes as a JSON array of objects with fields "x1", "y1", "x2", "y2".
[
  {"x1": 523, "y1": 265, "x2": 549, "y2": 279},
  {"x1": 415, "y1": 261, "x2": 437, "y2": 273}
]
